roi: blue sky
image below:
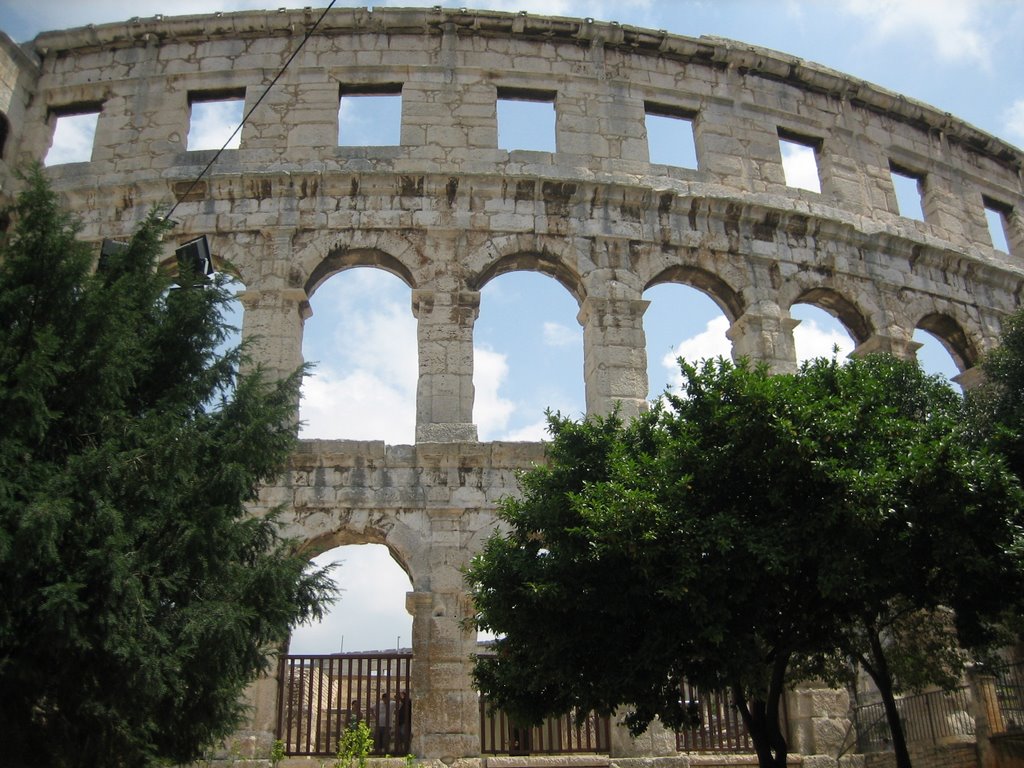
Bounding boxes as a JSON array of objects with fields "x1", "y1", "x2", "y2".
[{"x1": 5, "y1": 1, "x2": 1023, "y2": 653}]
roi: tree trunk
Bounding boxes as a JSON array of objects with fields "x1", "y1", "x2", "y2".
[
  {"x1": 863, "y1": 627, "x2": 913, "y2": 768},
  {"x1": 732, "y1": 654, "x2": 789, "y2": 768}
]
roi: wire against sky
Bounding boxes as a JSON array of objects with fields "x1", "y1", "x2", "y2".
[{"x1": 165, "y1": 1, "x2": 338, "y2": 220}]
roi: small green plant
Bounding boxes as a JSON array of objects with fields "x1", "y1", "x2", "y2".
[
  {"x1": 270, "y1": 738, "x2": 286, "y2": 767},
  {"x1": 404, "y1": 753, "x2": 416, "y2": 768},
  {"x1": 335, "y1": 720, "x2": 373, "y2": 768}
]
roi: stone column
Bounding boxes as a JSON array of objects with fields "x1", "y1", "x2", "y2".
[
  {"x1": 785, "y1": 684, "x2": 854, "y2": 767},
  {"x1": 227, "y1": 664, "x2": 285, "y2": 761},
  {"x1": 953, "y1": 366, "x2": 985, "y2": 392},
  {"x1": 851, "y1": 333, "x2": 921, "y2": 362},
  {"x1": 578, "y1": 296, "x2": 650, "y2": 420},
  {"x1": 608, "y1": 714, "x2": 677, "y2": 758},
  {"x1": 407, "y1": 587, "x2": 480, "y2": 759},
  {"x1": 727, "y1": 304, "x2": 799, "y2": 374},
  {"x1": 967, "y1": 667, "x2": 1005, "y2": 768},
  {"x1": 1006, "y1": 206, "x2": 1024, "y2": 259},
  {"x1": 238, "y1": 286, "x2": 311, "y2": 382},
  {"x1": 413, "y1": 290, "x2": 480, "y2": 443}
]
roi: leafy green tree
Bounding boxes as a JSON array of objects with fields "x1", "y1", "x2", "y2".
[
  {"x1": 974, "y1": 308, "x2": 1024, "y2": 481},
  {"x1": 466, "y1": 354, "x2": 1023, "y2": 768},
  {"x1": 0, "y1": 168, "x2": 334, "y2": 768}
]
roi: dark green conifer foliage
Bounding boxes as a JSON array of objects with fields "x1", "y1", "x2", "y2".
[{"x1": 0, "y1": 168, "x2": 334, "y2": 768}]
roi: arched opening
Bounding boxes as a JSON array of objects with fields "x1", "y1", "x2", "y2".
[
  {"x1": 216, "y1": 275, "x2": 246, "y2": 360},
  {"x1": 913, "y1": 321, "x2": 965, "y2": 390},
  {"x1": 791, "y1": 302, "x2": 857, "y2": 365},
  {"x1": 290, "y1": 543, "x2": 413, "y2": 655},
  {"x1": 473, "y1": 270, "x2": 584, "y2": 441},
  {"x1": 642, "y1": 282, "x2": 731, "y2": 399},
  {"x1": 300, "y1": 267, "x2": 417, "y2": 443},
  {"x1": 281, "y1": 543, "x2": 414, "y2": 758}
]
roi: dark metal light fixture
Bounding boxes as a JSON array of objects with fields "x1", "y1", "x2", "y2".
[
  {"x1": 174, "y1": 235, "x2": 214, "y2": 284},
  {"x1": 98, "y1": 238, "x2": 129, "y2": 272}
]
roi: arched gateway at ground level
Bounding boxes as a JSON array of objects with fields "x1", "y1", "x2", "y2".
[{"x1": 2, "y1": 6, "x2": 1023, "y2": 766}]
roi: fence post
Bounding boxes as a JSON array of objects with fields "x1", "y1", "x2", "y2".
[{"x1": 967, "y1": 666, "x2": 1005, "y2": 768}]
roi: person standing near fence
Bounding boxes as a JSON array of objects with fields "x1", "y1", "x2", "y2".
[
  {"x1": 395, "y1": 690, "x2": 412, "y2": 753},
  {"x1": 374, "y1": 692, "x2": 395, "y2": 753}
]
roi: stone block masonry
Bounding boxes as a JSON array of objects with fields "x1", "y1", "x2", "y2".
[{"x1": 1, "y1": 7, "x2": 1022, "y2": 765}]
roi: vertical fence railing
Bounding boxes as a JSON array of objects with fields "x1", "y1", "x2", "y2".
[
  {"x1": 479, "y1": 698, "x2": 611, "y2": 755},
  {"x1": 674, "y1": 681, "x2": 773, "y2": 753},
  {"x1": 278, "y1": 653, "x2": 412, "y2": 757},
  {"x1": 853, "y1": 687, "x2": 975, "y2": 753},
  {"x1": 992, "y1": 661, "x2": 1024, "y2": 735}
]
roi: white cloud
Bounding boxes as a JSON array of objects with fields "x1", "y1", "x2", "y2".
[
  {"x1": 793, "y1": 316, "x2": 856, "y2": 364},
  {"x1": 300, "y1": 271, "x2": 418, "y2": 443},
  {"x1": 660, "y1": 315, "x2": 732, "y2": 392},
  {"x1": 187, "y1": 99, "x2": 243, "y2": 151},
  {"x1": 501, "y1": 419, "x2": 551, "y2": 442},
  {"x1": 542, "y1": 321, "x2": 581, "y2": 347},
  {"x1": 300, "y1": 368, "x2": 416, "y2": 444},
  {"x1": 837, "y1": 0, "x2": 992, "y2": 68},
  {"x1": 44, "y1": 112, "x2": 98, "y2": 166},
  {"x1": 472, "y1": 346, "x2": 517, "y2": 441},
  {"x1": 780, "y1": 140, "x2": 821, "y2": 193},
  {"x1": 1004, "y1": 99, "x2": 1024, "y2": 145},
  {"x1": 289, "y1": 544, "x2": 413, "y2": 654}
]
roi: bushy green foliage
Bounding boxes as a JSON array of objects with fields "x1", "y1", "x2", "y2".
[
  {"x1": 467, "y1": 354, "x2": 1023, "y2": 768},
  {"x1": 335, "y1": 720, "x2": 373, "y2": 768},
  {"x1": 0, "y1": 168, "x2": 334, "y2": 768}
]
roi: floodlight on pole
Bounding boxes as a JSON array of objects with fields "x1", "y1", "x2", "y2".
[
  {"x1": 174, "y1": 235, "x2": 214, "y2": 285},
  {"x1": 98, "y1": 238, "x2": 129, "y2": 272}
]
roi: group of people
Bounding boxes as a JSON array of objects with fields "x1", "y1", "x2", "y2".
[{"x1": 346, "y1": 691, "x2": 412, "y2": 754}]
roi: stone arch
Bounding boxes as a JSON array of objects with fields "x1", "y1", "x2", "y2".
[
  {"x1": 299, "y1": 515, "x2": 425, "y2": 592},
  {"x1": 644, "y1": 264, "x2": 745, "y2": 322},
  {"x1": 788, "y1": 286, "x2": 873, "y2": 346},
  {"x1": 469, "y1": 251, "x2": 585, "y2": 304},
  {"x1": 306, "y1": 247, "x2": 417, "y2": 298},
  {"x1": 466, "y1": 233, "x2": 590, "y2": 305},
  {"x1": 294, "y1": 230, "x2": 424, "y2": 298},
  {"x1": 914, "y1": 312, "x2": 979, "y2": 372}
]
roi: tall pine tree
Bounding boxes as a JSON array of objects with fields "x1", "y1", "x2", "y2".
[{"x1": 0, "y1": 168, "x2": 334, "y2": 767}]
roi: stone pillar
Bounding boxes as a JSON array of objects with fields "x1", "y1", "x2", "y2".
[
  {"x1": 968, "y1": 667, "x2": 1005, "y2": 768},
  {"x1": 727, "y1": 304, "x2": 799, "y2": 374},
  {"x1": 413, "y1": 289, "x2": 480, "y2": 443},
  {"x1": 407, "y1": 588, "x2": 480, "y2": 759},
  {"x1": 228, "y1": 663, "x2": 284, "y2": 760},
  {"x1": 238, "y1": 286, "x2": 311, "y2": 381},
  {"x1": 1006, "y1": 206, "x2": 1024, "y2": 259},
  {"x1": 608, "y1": 713, "x2": 677, "y2": 758},
  {"x1": 952, "y1": 366, "x2": 985, "y2": 393},
  {"x1": 785, "y1": 684, "x2": 855, "y2": 767},
  {"x1": 578, "y1": 296, "x2": 650, "y2": 420},
  {"x1": 851, "y1": 333, "x2": 921, "y2": 362}
]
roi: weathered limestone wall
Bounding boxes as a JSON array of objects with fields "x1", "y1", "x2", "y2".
[{"x1": 2, "y1": 6, "x2": 1023, "y2": 765}]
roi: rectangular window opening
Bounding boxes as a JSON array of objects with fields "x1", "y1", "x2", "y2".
[
  {"x1": 889, "y1": 164, "x2": 926, "y2": 222},
  {"x1": 339, "y1": 84, "x2": 403, "y2": 146},
  {"x1": 645, "y1": 103, "x2": 697, "y2": 169},
  {"x1": 778, "y1": 130, "x2": 821, "y2": 193},
  {"x1": 187, "y1": 90, "x2": 245, "y2": 151},
  {"x1": 983, "y1": 196, "x2": 1012, "y2": 253},
  {"x1": 497, "y1": 88, "x2": 556, "y2": 153},
  {"x1": 44, "y1": 105, "x2": 101, "y2": 166}
]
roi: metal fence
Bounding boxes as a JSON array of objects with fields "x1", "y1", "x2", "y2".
[
  {"x1": 479, "y1": 700, "x2": 611, "y2": 755},
  {"x1": 854, "y1": 687, "x2": 975, "y2": 753},
  {"x1": 993, "y1": 662, "x2": 1024, "y2": 735},
  {"x1": 277, "y1": 652, "x2": 412, "y2": 757},
  {"x1": 675, "y1": 682, "x2": 755, "y2": 753}
]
